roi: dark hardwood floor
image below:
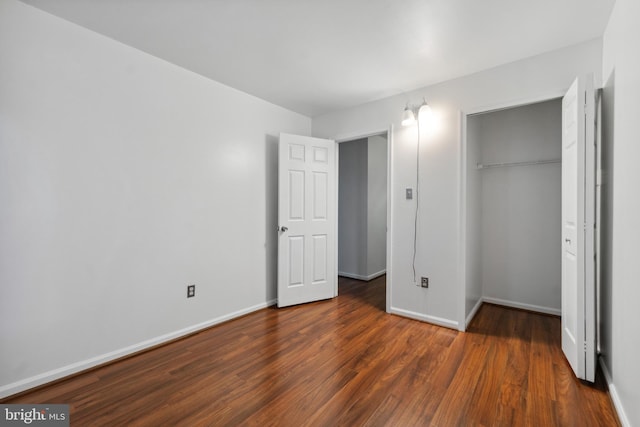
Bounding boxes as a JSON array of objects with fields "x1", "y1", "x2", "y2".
[{"x1": 4, "y1": 276, "x2": 620, "y2": 426}]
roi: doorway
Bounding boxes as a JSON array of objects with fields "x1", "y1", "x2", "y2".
[
  {"x1": 464, "y1": 98, "x2": 563, "y2": 321},
  {"x1": 337, "y1": 133, "x2": 388, "y2": 308}
]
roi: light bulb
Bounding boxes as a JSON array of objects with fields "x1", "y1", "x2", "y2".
[
  {"x1": 418, "y1": 101, "x2": 432, "y2": 123},
  {"x1": 402, "y1": 107, "x2": 416, "y2": 126}
]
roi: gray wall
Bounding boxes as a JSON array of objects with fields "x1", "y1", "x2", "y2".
[
  {"x1": 366, "y1": 135, "x2": 388, "y2": 276},
  {"x1": 338, "y1": 136, "x2": 387, "y2": 280},
  {"x1": 338, "y1": 139, "x2": 369, "y2": 277},
  {"x1": 468, "y1": 98, "x2": 562, "y2": 314}
]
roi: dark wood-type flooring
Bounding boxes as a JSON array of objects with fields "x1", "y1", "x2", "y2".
[{"x1": 4, "y1": 276, "x2": 620, "y2": 426}]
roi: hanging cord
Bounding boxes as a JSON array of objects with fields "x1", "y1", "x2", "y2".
[{"x1": 412, "y1": 120, "x2": 420, "y2": 283}]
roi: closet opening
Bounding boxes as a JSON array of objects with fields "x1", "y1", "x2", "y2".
[{"x1": 464, "y1": 98, "x2": 563, "y2": 324}]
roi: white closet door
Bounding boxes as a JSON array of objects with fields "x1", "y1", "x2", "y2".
[{"x1": 561, "y1": 75, "x2": 596, "y2": 382}]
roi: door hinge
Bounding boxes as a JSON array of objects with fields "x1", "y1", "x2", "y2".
[{"x1": 584, "y1": 342, "x2": 588, "y2": 351}]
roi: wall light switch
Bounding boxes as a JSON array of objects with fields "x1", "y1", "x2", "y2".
[{"x1": 406, "y1": 188, "x2": 413, "y2": 200}]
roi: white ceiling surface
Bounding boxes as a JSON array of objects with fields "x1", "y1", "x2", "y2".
[{"x1": 21, "y1": 0, "x2": 614, "y2": 117}]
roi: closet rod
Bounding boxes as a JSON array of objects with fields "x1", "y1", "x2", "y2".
[{"x1": 476, "y1": 158, "x2": 561, "y2": 170}]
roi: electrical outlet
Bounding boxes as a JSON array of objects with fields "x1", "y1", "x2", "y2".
[
  {"x1": 187, "y1": 284, "x2": 195, "y2": 298},
  {"x1": 421, "y1": 277, "x2": 429, "y2": 288}
]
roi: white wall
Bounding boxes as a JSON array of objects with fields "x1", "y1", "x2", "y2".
[
  {"x1": 366, "y1": 135, "x2": 387, "y2": 277},
  {"x1": 337, "y1": 135, "x2": 387, "y2": 280},
  {"x1": 0, "y1": 0, "x2": 310, "y2": 398},
  {"x1": 472, "y1": 99, "x2": 562, "y2": 315},
  {"x1": 313, "y1": 39, "x2": 602, "y2": 330},
  {"x1": 338, "y1": 139, "x2": 368, "y2": 277},
  {"x1": 600, "y1": 0, "x2": 640, "y2": 425}
]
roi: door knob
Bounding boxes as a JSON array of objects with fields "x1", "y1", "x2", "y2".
[{"x1": 280, "y1": 226, "x2": 288, "y2": 232}]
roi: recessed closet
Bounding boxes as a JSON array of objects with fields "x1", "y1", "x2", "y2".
[{"x1": 465, "y1": 98, "x2": 562, "y2": 317}]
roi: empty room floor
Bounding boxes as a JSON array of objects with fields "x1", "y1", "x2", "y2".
[{"x1": 3, "y1": 276, "x2": 619, "y2": 426}]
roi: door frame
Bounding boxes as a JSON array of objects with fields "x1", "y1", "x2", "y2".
[
  {"x1": 333, "y1": 125, "x2": 394, "y2": 313},
  {"x1": 459, "y1": 90, "x2": 567, "y2": 330}
]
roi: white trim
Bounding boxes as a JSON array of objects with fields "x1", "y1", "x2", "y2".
[
  {"x1": 595, "y1": 88, "x2": 602, "y2": 357},
  {"x1": 338, "y1": 270, "x2": 386, "y2": 282},
  {"x1": 458, "y1": 110, "x2": 467, "y2": 332},
  {"x1": 0, "y1": 300, "x2": 276, "y2": 399},
  {"x1": 334, "y1": 128, "x2": 390, "y2": 144},
  {"x1": 482, "y1": 297, "x2": 561, "y2": 316},
  {"x1": 599, "y1": 358, "x2": 630, "y2": 427},
  {"x1": 390, "y1": 306, "x2": 459, "y2": 330},
  {"x1": 583, "y1": 74, "x2": 597, "y2": 382},
  {"x1": 465, "y1": 91, "x2": 566, "y2": 116},
  {"x1": 334, "y1": 141, "x2": 340, "y2": 297},
  {"x1": 386, "y1": 124, "x2": 394, "y2": 314},
  {"x1": 465, "y1": 297, "x2": 483, "y2": 328}
]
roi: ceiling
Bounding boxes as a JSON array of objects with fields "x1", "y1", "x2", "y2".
[{"x1": 20, "y1": 0, "x2": 614, "y2": 117}]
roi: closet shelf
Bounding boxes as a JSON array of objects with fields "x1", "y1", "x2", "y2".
[{"x1": 476, "y1": 158, "x2": 561, "y2": 170}]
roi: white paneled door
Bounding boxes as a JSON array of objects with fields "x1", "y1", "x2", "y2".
[
  {"x1": 561, "y1": 75, "x2": 596, "y2": 382},
  {"x1": 278, "y1": 133, "x2": 336, "y2": 307}
]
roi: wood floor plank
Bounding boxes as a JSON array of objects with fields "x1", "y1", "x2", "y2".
[{"x1": 2, "y1": 276, "x2": 620, "y2": 426}]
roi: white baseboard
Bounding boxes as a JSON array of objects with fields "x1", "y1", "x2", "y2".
[
  {"x1": 599, "y1": 358, "x2": 630, "y2": 427},
  {"x1": 465, "y1": 297, "x2": 484, "y2": 328},
  {"x1": 0, "y1": 299, "x2": 277, "y2": 400},
  {"x1": 389, "y1": 306, "x2": 459, "y2": 330},
  {"x1": 338, "y1": 269, "x2": 386, "y2": 281},
  {"x1": 482, "y1": 297, "x2": 561, "y2": 316}
]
